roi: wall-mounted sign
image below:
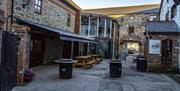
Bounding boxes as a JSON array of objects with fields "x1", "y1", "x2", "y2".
[{"x1": 149, "y1": 40, "x2": 161, "y2": 54}]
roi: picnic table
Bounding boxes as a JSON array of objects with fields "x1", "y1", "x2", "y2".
[
  {"x1": 91, "y1": 55, "x2": 100, "y2": 64},
  {"x1": 75, "y1": 56, "x2": 95, "y2": 68}
]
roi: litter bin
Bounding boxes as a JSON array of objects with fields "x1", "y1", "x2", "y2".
[
  {"x1": 136, "y1": 57, "x2": 147, "y2": 72},
  {"x1": 55, "y1": 59, "x2": 76, "y2": 79},
  {"x1": 109, "y1": 59, "x2": 122, "y2": 77},
  {"x1": 134, "y1": 55, "x2": 145, "y2": 63}
]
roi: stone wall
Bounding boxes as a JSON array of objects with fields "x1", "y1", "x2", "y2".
[
  {"x1": 14, "y1": 0, "x2": 76, "y2": 32},
  {"x1": 117, "y1": 14, "x2": 158, "y2": 53},
  {"x1": 44, "y1": 34, "x2": 61, "y2": 64},
  {"x1": 147, "y1": 34, "x2": 179, "y2": 72}
]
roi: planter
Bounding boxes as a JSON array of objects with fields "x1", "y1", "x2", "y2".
[
  {"x1": 55, "y1": 59, "x2": 76, "y2": 79},
  {"x1": 109, "y1": 59, "x2": 122, "y2": 78}
]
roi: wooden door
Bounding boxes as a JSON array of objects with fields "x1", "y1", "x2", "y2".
[
  {"x1": 161, "y1": 39, "x2": 173, "y2": 63},
  {"x1": 0, "y1": 31, "x2": 18, "y2": 91},
  {"x1": 62, "y1": 41, "x2": 71, "y2": 58},
  {"x1": 30, "y1": 34, "x2": 44, "y2": 66}
]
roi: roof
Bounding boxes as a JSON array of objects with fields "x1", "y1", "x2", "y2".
[
  {"x1": 61, "y1": 0, "x2": 82, "y2": 11},
  {"x1": 83, "y1": 4, "x2": 160, "y2": 15},
  {"x1": 17, "y1": 18, "x2": 95, "y2": 43},
  {"x1": 132, "y1": 8, "x2": 160, "y2": 14},
  {"x1": 146, "y1": 21, "x2": 180, "y2": 33},
  {"x1": 173, "y1": 0, "x2": 180, "y2": 5}
]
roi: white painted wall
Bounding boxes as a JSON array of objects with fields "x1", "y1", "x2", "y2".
[
  {"x1": 160, "y1": 0, "x2": 180, "y2": 71},
  {"x1": 175, "y1": 5, "x2": 180, "y2": 27},
  {"x1": 160, "y1": 0, "x2": 175, "y2": 21}
]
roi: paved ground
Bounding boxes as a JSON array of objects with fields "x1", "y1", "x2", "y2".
[{"x1": 12, "y1": 55, "x2": 180, "y2": 91}]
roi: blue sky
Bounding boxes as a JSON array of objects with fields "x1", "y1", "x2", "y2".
[{"x1": 72, "y1": 0, "x2": 161, "y2": 9}]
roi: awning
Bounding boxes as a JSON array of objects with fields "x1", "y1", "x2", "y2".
[{"x1": 17, "y1": 18, "x2": 96, "y2": 43}]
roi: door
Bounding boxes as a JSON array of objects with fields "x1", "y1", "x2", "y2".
[
  {"x1": 30, "y1": 33, "x2": 44, "y2": 66},
  {"x1": 161, "y1": 39, "x2": 173, "y2": 63},
  {"x1": 62, "y1": 41, "x2": 72, "y2": 58},
  {"x1": 0, "y1": 31, "x2": 18, "y2": 91}
]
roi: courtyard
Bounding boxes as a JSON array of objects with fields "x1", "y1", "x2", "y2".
[{"x1": 12, "y1": 55, "x2": 180, "y2": 91}]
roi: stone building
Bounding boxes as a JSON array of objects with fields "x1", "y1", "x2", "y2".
[
  {"x1": 84, "y1": 4, "x2": 160, "y2": 55},
  {"x1": 117, "y1": 8, "x2": 159, "y2": 54},
  {"x1": 0, "y1": 0, "x2": 96, "y2": 85},
  {"x1": 79, "y1": 13, "x2": 119, "y2": 59},
  {"x1": 146, "y1": 0, "x2": 180, "y2": 72}
]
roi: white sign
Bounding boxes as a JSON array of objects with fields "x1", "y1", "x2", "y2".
[{"x1": 149, "y1": 40, "x2": 161, "y2": 54}]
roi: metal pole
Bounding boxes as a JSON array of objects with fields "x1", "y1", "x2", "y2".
[
  {"x1": 112, "y1": 22, "x2": 116, "y2": 59},
  {"x1": 97, "y1": 17, "x2": 99, "y2": 37},
  {"x1": 110, "y1": 20, "x2": 112, "y2": 38},
  {"x1": 104, "y1": 19, "x2": 107, "y2": 37},
  {"x1": 87, "y1": 42, "x2": 90, "y2": 55},
  {"x1": 88, "y1": 16, "x2": 91, "y2": 36},
  {"x1": 71, "y1": 41, "x2": 74, "y2": 59}
]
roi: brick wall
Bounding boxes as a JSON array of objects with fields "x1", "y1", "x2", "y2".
[
  {"x1": 11, "y1": 24, "x2": 30, "y2": 85},
  {"x1": 147, "y1": 33, "x2": 179, "y2": 72}
]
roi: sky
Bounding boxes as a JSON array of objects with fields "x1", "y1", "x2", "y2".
[{"x1": 72, "y1": 0, "x2": 161, "y2": 9}]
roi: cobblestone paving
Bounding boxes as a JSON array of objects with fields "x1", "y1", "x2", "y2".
[{"x1": 12, "y1": 55, "x2": 180, "y2": 91}]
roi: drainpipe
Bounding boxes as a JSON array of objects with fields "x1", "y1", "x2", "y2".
[
  {"x1": 11, "y1": 0, "x2": 14, "y2": 24},
  {"x1": 6, "y1": 0, "x2": 14, "y2": 31}
]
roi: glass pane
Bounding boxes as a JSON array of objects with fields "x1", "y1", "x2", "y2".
[
  {"x1": 111, "y1": 22, "x2": 114, "y2": 38},
  {"x1": 98, "y1": 17, "x2": 105, "y2": 37},
  {"x1": 81, "y1": 15, "x2": 89, "y2": 36},
  {"x1": 38, "y1": 0, "x2": 41, "y2": 5},
  {"x1": 35, "y1": 0, "x2": 38, "y2": 4},
  {"x1": 106, "y1": 20, "x2": 111, "y2": 37},
  {"x1": 90, "y1": 16, "x2": 97, "y2": 36}
]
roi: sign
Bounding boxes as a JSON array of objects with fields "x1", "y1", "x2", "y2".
[{"x1": 149, "y1": 40, "x2": 161, "y2": 54}]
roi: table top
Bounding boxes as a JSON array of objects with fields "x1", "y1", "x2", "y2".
[
  {"x1": 91, "y1": 55, "x2": 98, "y2": 57},
  {"x1": 75, "y1": 56, "x2": 91, "y2": 59},
  {"x1": 54, "y1": 59, "x2": 76, "y2": 64}
]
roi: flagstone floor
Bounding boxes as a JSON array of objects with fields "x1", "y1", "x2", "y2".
[{"x1": 12, "y1": 55, "x2": 180, "y2": 91}]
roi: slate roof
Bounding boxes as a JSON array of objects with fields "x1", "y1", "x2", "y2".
[
  {"x1": 146, "y1": 21, "x2": 180, "y2": 33},
  {"x1": 131, "y1": 8, "x2": 160, "y2": 14},
  {"x1": 173, "y1": 0, "x2": 180, "y2": 5},
  {"x1": 83, "y1": 4, "x2": 160, "y2": 15}
]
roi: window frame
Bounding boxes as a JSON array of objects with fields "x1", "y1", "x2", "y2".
[
  {"x1": 171, "y1": 5, "x2": 177, "y2": 19},
  {"x1": 34, "y1": 0, "x2": 43, "y2": 14},
  {"x1": 67, "y1": 14, "x2": 71, "y2": 27}
]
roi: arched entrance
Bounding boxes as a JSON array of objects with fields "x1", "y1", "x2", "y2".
[{"x1": 120, "y1": 35, "x2": 142, "y2": 54}]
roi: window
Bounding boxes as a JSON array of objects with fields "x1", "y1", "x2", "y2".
[
  {"x1": 166, "y1": 11, "x2": 169, "y2": 21},
  {"x1": 90, "y1": 16, "x2": 97, "y2": 36},
  {"x1": 67, "y1": 14, "x2": 71, "y2": 27},
  {"x1": 128, "y1": 26, "x2": 134, "y2": 35},
  {"x1": 34, "y1": 0, "x2": 42, "y2": 14},
  {"x1": 130, "y1": 16, "x2": 134, "y2": 20},
  {"x1": 98, "y1": 17, "x2": 105, "y2": 37},
  {"x1": 149, "y1": 16, "x2": 157, "y2": 21},
  {"x1": 106, "y1": 19, "x2": 111, "y2": 37},
  {"x1": 80, "y1": 15, "x2": 89, "y2": 36},
  {"x1": 171, "y1": 5, "x2": 177, "y2": 19}
]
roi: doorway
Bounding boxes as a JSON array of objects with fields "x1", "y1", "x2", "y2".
[
  {"x1": 30, "y1": 33, "x2": 44, "y2": 66},
  {"x1": 161, "y1": 39, "x2": 173, "y2": 63}
]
